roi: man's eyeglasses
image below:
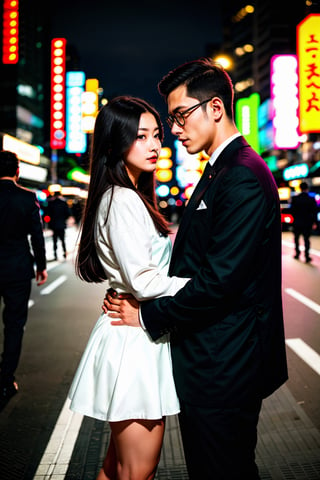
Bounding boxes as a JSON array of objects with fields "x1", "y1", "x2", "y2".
[{"x1": 167, "y1": 97, "x2": 213, "y2": 128}]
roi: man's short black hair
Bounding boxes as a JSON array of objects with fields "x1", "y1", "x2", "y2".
[
  {"x1": 157, "y1": 57, "x2": 235, "y2": 120},
  {"x1": 300, "y1": 182, "x2": 309, "y2": 191},
  {"x1": 0, "y1": 150, "x2": 19, "y2": 178}
]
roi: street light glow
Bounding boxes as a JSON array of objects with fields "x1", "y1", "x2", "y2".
[{"x1": 212, "y1": 55, "x2": 233, "y2": 70}]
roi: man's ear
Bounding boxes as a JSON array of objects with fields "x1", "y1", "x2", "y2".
[
  {"x1": 15, "y1": 166, "x2": 20, "y2": 180},
  {"x1": 210, "y1": 97, "x2": 224, "y2": 121}
]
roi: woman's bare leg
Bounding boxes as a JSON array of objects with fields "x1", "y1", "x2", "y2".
[
  {"x1": 109, "y1": 418, "x2": 165, "y2": 480},
  {"x1": 96, "y1": 433, "x2": 117, "y2": 480}
]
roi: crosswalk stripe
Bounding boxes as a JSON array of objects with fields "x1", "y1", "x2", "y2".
[
  {"x1": 286, "y1": 338, "x2": 320, "y2": 376},
  {"x1": 40, "y1": 275, "x2": 67, "y2": 295},
  {"x1": 285, "y1": 288, "x2": 320, "y2": 314}
]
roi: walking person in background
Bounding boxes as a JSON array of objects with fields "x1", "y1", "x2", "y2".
[
  {"x1": 68, "y1": 96, "x2": 189, "y2": 480},
  {"x1": 47, "y1": 190, "x2": 70, "y2": 260},
  {"x1": 105, "y1": 58, "x2": 288, "y2": 480},
  {"x1": 291, "y1": 181, "x2": 318, "y2": 263},
  {"x1": 0, "y1": 150, "x2": 47, "y2": 409}
]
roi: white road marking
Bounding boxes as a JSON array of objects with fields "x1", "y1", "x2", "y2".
[
  {"x1": 33, "y1": 398, "x2": 83, "y2": 479},
  {"x1": 40, "y1": 275, "x2": 67, "y2": 295},
  {"x1": 286, "y1": 338, "x2": 320, "y2": 376},
  {"x1": 285, "y1": 288, "x2": 320, "y2": 314},
  {"x1": 28, "y1": 299, "x2": 35, "y2": 309}
]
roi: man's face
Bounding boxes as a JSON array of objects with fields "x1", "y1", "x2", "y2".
[{"x1": 167, "y1": 85, "x2": 215, "y2": 156}]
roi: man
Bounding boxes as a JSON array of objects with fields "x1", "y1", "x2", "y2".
[
  {"x1": 105, "y1": 59, "x2": 288, "y2": 479},
  {"x1": 47, "y1": 190, "x2": 70, "y2": 260},
  {"x1": 291, "y1": 181, "x2": 318, "y2": 263},
  {"x1": 0, "y1": 150, "x2": 47, "y2": 408}
]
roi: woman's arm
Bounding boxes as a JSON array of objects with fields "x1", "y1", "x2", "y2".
[{"x1": 99, "y1": 188, "x2": 189, "y2": 300}]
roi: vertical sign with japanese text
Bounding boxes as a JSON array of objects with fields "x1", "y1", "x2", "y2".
[{"x1": 297, "y1": 14, "x2": 320, "y2": 133}]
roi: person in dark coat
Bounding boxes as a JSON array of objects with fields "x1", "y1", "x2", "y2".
[
  {"x1": 291, "y1": 181, "x2": 318, "y2": 263},
  {"x1": 0, "y1": 150, "x2": 47, "y2": 408},
  {"x1": 47, "y1": 191, "x2": 70, "y2": 260}
]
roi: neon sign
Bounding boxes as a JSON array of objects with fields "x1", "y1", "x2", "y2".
[
  {"x1": 271, "y1": 55, "x2": 300, "y2": 149},
  {"x1": 235, "y1": 93, "x2": 260, "y2": 153},
  {"x1": 2, "y1": 0, "x2": 19, "y2": 64},
  {"x1": 66, "y1": 72, "x2": 87, "y2": 153},
  {"x1": 297, "y1": 14, "x2": 320, "y2": 133},
  {"x1": 50, "y1": 38, "x2": 66, "y2": 149}
]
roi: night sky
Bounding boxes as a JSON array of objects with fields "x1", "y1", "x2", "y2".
[{"x1": 50, "y1": 0, "x2": 222, "y2": 142}]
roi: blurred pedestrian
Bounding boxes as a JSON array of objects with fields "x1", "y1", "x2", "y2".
[
  {"x1": 105, "y1": 58, "x2": 288, "y2": 480},
  {"x1": 0, "y1": 150, "x2": 47, "y2": 409},
  {"x1": 68, "y1": 96, "x2": 189, "y2": 480},
  {"x1": 47, "y1": 190, "x2": 70, "y2": 260},
  {"x1": 291, "y1": 181, "x2": 318, "y2": 263}
]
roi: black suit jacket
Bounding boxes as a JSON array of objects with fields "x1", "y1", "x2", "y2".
[
  {"x1": 290, "y1": 191, "x2": 318, "y2": 229},
  {"x1": 47, "y1": 196, "x2": 70, "y2": 230},
  {"x1": 141, "y1": 136, "x2": 288, "y2": 408},
  {"x1": 0, "y1": 179, "x2": 46, "y2": 282}
]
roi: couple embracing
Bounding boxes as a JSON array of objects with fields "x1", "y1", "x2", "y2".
[{"x1": 68, "y1": 58, "x2": 288, "y2": 480}]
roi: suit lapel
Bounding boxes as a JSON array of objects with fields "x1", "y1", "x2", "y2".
[
  {"x1": 170, "y1": 136, "x2": 248, "y2": 267},
  {"x1": 172, "y1": 162, "x2": 216, "y2": 254}
]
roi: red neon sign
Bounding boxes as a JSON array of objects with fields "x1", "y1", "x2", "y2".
[
  {"x1": 2, "y1": 0, "x2": 19, "y2": 64},
  {"x1": 50, "y1": 38, "x2": 66, "y2": 149}
]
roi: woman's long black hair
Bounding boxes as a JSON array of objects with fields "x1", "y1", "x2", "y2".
[{"x1": 75, "y1": 95, "x2": 170, "y2": 283}]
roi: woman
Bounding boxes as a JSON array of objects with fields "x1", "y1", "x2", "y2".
[{"x1": 68, "y1": 96, "x2": 189, "y2": 480}]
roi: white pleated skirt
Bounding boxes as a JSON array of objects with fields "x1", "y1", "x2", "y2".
[{"x1": 68, "y1": 313, "x2": 180, "y2": 421}]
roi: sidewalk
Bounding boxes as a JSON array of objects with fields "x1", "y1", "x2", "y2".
[{"x1": 157, "y1": 383, "x2": 320, "y2": 479}]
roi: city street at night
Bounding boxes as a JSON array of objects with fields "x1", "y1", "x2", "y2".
[
  {"x1": 2, "y1": 1, "x2": 320, "y2": 479},
  {"x1": 0, "y1": 226, "x2": 319, "y2": 480}
]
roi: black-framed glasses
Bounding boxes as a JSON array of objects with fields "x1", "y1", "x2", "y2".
[{"x1": 167, "y1": 97, "x2": 213, "y2": 128}]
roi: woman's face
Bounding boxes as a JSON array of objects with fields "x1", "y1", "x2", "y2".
[{"x1": 124, "y1": 112, "x2": 161, "y2": 187}]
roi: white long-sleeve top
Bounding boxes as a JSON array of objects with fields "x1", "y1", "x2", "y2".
[{"x1": 95, "y1": 186, "x2": 189, "y2": 300}]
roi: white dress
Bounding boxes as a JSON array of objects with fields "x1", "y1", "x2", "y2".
[{"x1": 68, "y1": 186, "x2": 189, "y2": 421}]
